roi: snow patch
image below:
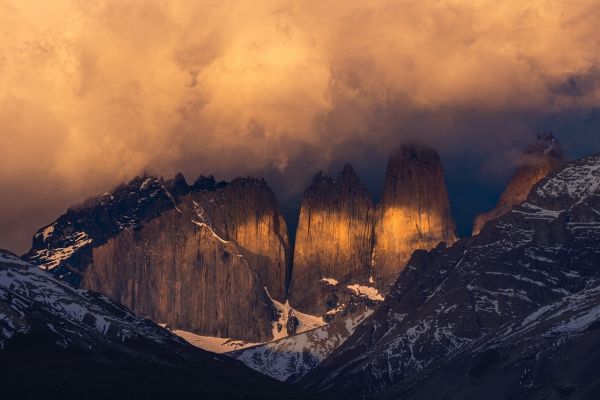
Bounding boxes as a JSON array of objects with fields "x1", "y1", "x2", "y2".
[
  {"x1": 172, "y1": 330, "x2": 258, "y2": 353},
  {"x1": 321, "y1": 277, "x2": 339, "y2": 286},
  {"x1": 347, "y1": 284, "x2": 384, "y2": 301}
]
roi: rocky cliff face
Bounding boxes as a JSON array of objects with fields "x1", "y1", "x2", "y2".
[
  {"x1": 301, "y1": 151, "x2": 600, "y2": 400},
  {"x1": 289, "y1": 165, "x2": 377, "y2": 319},
  {"x1": 25, "y1": 175, "x2": 295, "y2": 342},
  {"x1": 473, "y1": 133, "x2": 567, "y2": 234},
  {"x1": 372, "y1": 144, "x2": 457, "y2": 293},
  {"x1": 23, "y1": 174, "x2": 225, "y2": 284}
]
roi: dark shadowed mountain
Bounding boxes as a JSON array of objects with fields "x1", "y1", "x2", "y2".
[{"x1": 0, "y1": 250, "x2": 316, "y2": 400}]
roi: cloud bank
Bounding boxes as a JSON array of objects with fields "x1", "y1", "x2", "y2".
[{"x1": 2, "y1": 0, "x2": 600, "y2": 252}]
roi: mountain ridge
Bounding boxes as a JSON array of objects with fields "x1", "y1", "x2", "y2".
[{"x1": 300, "y1": 150, "x2": 600, "y2": 399}]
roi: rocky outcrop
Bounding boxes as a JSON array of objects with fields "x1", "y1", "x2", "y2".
[
  {"x1": 81, "y1": 178, "x2": 290, "y2": 342},
  {"x1": 372, "y1": 144, "x2": 457, "y2": 293},
  {"x1": 289, "y1": 165, "x2": 377, "y2": 319},
  {"x1": 23, "y1": 174, "x2": 226, "y2": 284},
  {"x1": 25, "y1": 175, "x2": 294, "y2": 342},
  {"x1": 24, "y1": 144, "x2": 458, "y2": 341},
  {"x1": 473, "y1": 132, "x2": 567, "y2": 235},
  {"x1": 301, "y1": 151, "x2": 600, "y2": 400},
  {"x1": 288, "y1": 146, "x2": 457, "y2": 319}
]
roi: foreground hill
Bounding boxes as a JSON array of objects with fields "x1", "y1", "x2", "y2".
[{"x1": 0, "y1": 250, "x2": 315, "y2": 399}]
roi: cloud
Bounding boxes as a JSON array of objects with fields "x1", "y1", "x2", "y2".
[{"x1": 2, "y1": 0, "x2": 600, "y2": 252}]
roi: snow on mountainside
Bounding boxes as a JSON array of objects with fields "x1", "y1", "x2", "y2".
[
  {"x1": 301, "y1": 152, "x2": 600, "y2": 399},
  {"x1": 390, "y1": 281, "x2": 600, "y2": 400},
  {"x1": 24, "y1": 174, "x2": 216, "y2": 284},
  {"x1": 0, "y1": 250, "x2": 316, "y2": 399},
  {"x1": 167, "y1": 298, "x2": 327, "y2": 354},
  {"x1": 232, "y1": 310, "x2": 372, "y2": 382},
  {"x1": 170, "y1": 330, "x2": 259, "y2": 353},
  {"x1": 0, "y1": 249, "x2": 181, "y2": 349}
]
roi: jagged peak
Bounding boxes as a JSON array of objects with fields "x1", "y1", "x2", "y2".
[
  {"x1": 338, "y1": 163, "x2": 360, "y2": 182},
  {"x1": 340, "y1": 163, "x2": 355, "y2": 175},
  {"x1": 230, "y1": 176, "x2": 270, "y2": 188},
  {"x1": 310, "y1": 171, "x2": 334, "y2": 186},
  {"x1": 192, "y1": 175, "x2": 228, "y2": 192},
  {"x1": 524, "y1": 132, "x2": 567, "y2": 160}
]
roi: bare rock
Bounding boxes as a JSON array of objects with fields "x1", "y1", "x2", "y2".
[{"x1": 372, "y1": 144, "x2": 457, "y2": 293}]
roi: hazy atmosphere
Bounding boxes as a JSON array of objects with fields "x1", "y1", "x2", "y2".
[{"x1": 3, "y1": 0, "x2": 600, "y2": 252}]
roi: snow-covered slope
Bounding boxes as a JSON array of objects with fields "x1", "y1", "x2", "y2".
[
  {"x1": 302, "y1": 152, "x2": 600, "y2": 399},
  {"x1": 170, "y1": 330, "x2": 259, "y2": 353},
  {"x1": 389, "y1": 281, "x2": 600, "y2": 400},
  {"x1": 232, "y1": 311, "x2": 372, "y2": 382},
  {"x1": 0, "y1": 249, "x2": 180, "y2": 349},
  {"x1": 0, "y1": 250, "x2": 315, "y2": 399}
]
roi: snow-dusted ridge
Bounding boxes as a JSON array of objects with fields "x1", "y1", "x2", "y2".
[{"x1": 0, "y1": 249, "x2": 185, "y2": 350}]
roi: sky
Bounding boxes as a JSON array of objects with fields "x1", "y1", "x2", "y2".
[{"x1": 2, "y1": 0, "x2": 600, "y2": 253}]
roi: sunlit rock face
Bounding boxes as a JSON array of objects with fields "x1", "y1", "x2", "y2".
[
  {"x1": 289, "y1": 165, "x2": 377, "y2": 319},
  {"x1": 473, "y1": 133, "x2": 567, "y2": 235},
  {"x1": 372, "y1": 144, "x2": 457, "y2": 292},
  {"x1": 42, "y1": 176, "x2": 291, "y2": 342}
]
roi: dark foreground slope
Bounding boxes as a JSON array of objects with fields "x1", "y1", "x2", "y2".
[
  {"x1": 383, "y1": 284, "x2": 600, "y2": 400},
  {"x1": 302, "y1": 152, "x2": 600, "y2": 399},
  {"x1": 0, "y1": 250, "x2": 315, "y2": 400}
]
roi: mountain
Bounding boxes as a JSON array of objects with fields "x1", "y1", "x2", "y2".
[
  {"x1": 382, "y1": 284, "x2": 600, "y2": 400},
  {"x1": 289, "y1": 165, "x2": 378, "y2": 320},
  {"x1": 24, "y1": 175, "x2": 302, "y2": 342},
  {"x1": 232, "y1": 310, "x2": 373, "y2": 383},
  {"x1": 301, "y1": 151, "x2": 600, "y2": 399},
  {"x1": 372, "y1": 144, "x2": 457, "y2": 293},
  {"x1": 0, "y1": 250, "x2": 315, "y2": 399},
  {"x1": 473, "y1": 132, "x2": 567, "y2": 235},
  {"x1": 23, "y1": 174, "x2": 223, "y2": 284}
]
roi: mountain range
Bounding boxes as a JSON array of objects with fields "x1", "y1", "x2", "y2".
[{"x1": 4, "y1": 133, "x2": 599, "y2": 399}]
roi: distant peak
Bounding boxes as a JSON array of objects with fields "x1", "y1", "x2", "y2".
[
  {"x1": 524, "y1": 132, "x2": 567, "y2": 161},
  {"x1": 164, "y1": 173, "x2": 189, "y2": 196},
  {"x1": 341, "y1": 163, "x2": 355, "y2": 174},
  {"x1": 193, "y1": 175, "x2": 228, "y2": 191},
  {"x1": 311, "y1": 171, "x2": 333, "y2": 184}
]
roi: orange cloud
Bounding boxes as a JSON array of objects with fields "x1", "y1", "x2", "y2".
[{"x1": 1, "y1": 0, "x2": 600, "y2": 252}]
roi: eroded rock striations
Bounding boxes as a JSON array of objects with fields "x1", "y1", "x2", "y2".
[
  {"x1": 372, "y1": 144, "x2": 457, "y2": 293},
  {"x1": 473, "y1": 132, "x2": 567, "y2": 235},
  {"x1": 289, "y1": 165, "x2": 377, "y2": 319},
  {"x1": 25, "y1": 175, "x2": 293, "y2": 342},
  {"x1": 301, "y1": 151, "x2": 600, "y2": 400}
]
